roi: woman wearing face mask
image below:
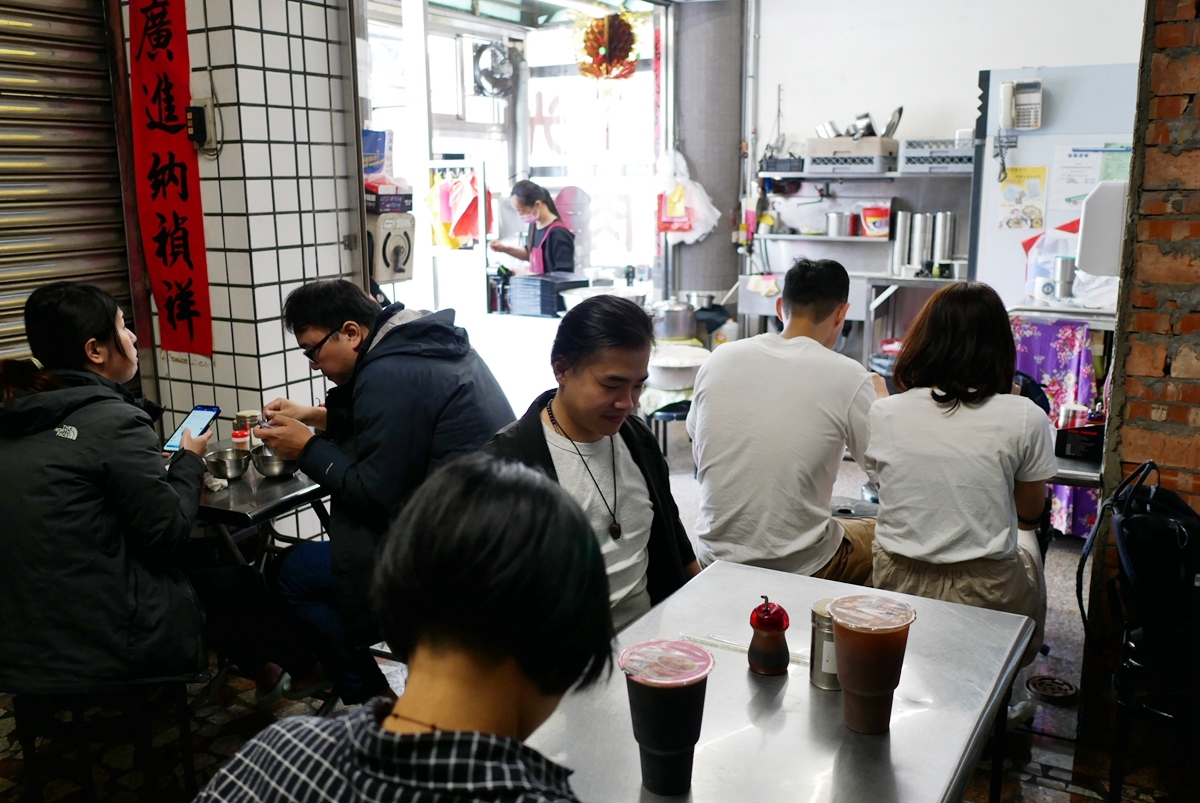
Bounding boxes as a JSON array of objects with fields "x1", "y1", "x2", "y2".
[
  {"x1": 0, "y1": 282, "x2": 318, "y2": 700},
  {"x1": 484, "y1": 295, "x2": 700, "y2": 630},
  {"x1": 489, "y1": 180, "x2": 576, "y2": 274}
]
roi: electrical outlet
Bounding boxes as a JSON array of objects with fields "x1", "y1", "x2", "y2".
[{"x1": 193, "y1": 97, "x2": 217, "y2": 151}]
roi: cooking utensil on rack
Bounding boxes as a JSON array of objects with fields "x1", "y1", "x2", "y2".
[{"x1": 882, "y1": 106, "x2": 903, "y2": 139}]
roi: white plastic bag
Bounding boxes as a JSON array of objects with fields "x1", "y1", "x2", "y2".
[{"x1": 656, "y1": 151, "x2": 720, "y2": 245}]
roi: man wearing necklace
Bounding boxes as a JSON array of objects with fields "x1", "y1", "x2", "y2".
[
  {"x1": 196, "y1": 455, "x2": 614, "y2": 803},
  {"x1": 484, "y1": 295, "x2": 701, "y2": 630}
]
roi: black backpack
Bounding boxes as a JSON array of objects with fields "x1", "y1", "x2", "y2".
[{"x1": 1077, "y1": 460, "x2": 1200, "y2": 686}]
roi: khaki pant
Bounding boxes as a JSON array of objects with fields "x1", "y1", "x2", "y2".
[
  {"x1": 812, "y1": 517, "x2": 876, "y2": 587},
  {"x1": 872, "y1": 531, "x2": 1046, "y2": 665}
]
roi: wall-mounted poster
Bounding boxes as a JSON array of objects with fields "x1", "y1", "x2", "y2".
[
  {"x1": 1049, "y1": 146, "x2": 1103, "y2": 212},
  {"x1": 998, "y1": 166, "x2": 1047, "y2": 230}
]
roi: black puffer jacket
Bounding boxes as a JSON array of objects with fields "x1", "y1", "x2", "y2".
[
  {"x1": 298, "y1": 304, "x2": 515, "y2": 646},
  {"x1": 0, "y1": 370, "x2": 208, "y2": 694}
]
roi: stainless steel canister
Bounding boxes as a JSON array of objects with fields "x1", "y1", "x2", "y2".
[
  {"x1": 826, "y1": 211, "x2": 852, "y2": 237},
  {"x1": 891, "y1": 210, "x2": 912, "y2": 276},
  {"x1": 1054, "y1": 255, "x2": 1076, "y2": 300},
  {"x1": 810, "y1": 598, "x2": 841, "y2": 690},
  {"x1": 908, "y1": 212, "x2": 934, "y2": 267},
  {"x1": 932, "y1": 211, "x2": 956, "y2": 262}
]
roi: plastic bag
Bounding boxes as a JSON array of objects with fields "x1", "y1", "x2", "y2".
[
  {"x1": 655, "y1": 151, "x2": 720, "y2": 245},
  {"x1": 1024, "y1": 226, "x2": 1078, "y2": 297}
]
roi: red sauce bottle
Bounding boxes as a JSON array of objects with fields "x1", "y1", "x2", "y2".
[{"x1": 748, "y1": 595, "x2": 790, "y2": 675}]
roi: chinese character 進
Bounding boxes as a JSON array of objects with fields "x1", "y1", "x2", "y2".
[
  {"x1": 143, "y1": 72, "x2": 185, "y2": 134},
  {"x1": 136, "y1": 0, "x2": 174, "y2": 62},
  {"x1": 152, "y1": 210, "x2": 194, "y2": 270},
  {"x1": 146, "y1": 151, "x2": 188, "y2": 202},
  {"x1": 163, "y1": 278, "x2": 200, "y2": 340}
]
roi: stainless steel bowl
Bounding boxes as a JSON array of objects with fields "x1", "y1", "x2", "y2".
[
  {"x1": 205, "y1": 448, "x2": 250, "y2": 480},
  {"x1": 251, "y1": 444, "x2": 299, "y2": 478}
]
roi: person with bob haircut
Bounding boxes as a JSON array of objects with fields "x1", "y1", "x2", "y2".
[
  {"x1": 485, "y1": 294, "x2": 699, "y2": 630},
  {"x1": 0, "y1": 282, "x2": 317, "y2": 700},
  {"x1": 195, "y1": 454, "x2": 613, "y2": 803},
  {"x1": 254, "y1": 279, "x2": 514, "y2": 704},
  {"x1": 863, "y1": 281, "x2": 1057, "y2": 660}
]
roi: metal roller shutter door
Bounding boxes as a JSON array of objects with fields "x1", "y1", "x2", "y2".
[{"x1": 0, "y1": 0, "x2": 131, "y2": 361}]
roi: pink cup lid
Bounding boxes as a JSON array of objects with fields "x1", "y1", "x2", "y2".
[
  {"x1": 827, "y1": 595, "x2": 916, "y2": 633},
  {"x1": 618, "y1": 639, "x2": 714, "y2": 688}
]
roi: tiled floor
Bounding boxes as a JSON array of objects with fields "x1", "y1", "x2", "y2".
[{"x1": 0, "y1": 427, "x2": 1179, "y2": 801}]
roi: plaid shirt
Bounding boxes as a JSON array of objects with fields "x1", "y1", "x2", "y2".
[{"x1": 195, "y1": 699, "x2": 581, "y2": 803}]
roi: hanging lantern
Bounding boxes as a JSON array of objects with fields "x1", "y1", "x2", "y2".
[{"x1": 578, "y1": 12, "x2": 637, "y2": 80}]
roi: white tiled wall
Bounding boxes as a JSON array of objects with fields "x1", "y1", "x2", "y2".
[{"x1": 125, "y1": 0, "x2": 362, "y2": 537}]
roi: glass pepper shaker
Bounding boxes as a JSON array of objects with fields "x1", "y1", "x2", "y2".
[{"x1": 748, "y1": 595, "x2": 790, "y2": 675}]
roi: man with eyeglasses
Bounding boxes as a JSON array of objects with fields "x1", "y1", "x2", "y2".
[{"x1": 254, "y1": 279, "x2": 514, "y2": 703}]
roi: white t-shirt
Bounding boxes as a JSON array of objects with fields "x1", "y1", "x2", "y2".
[
  {"x1": 543, "y1": 422, "x2": 653, "y2": 630},
  {"x1": 686, "y1": 334, "x2": 877, "y2": 575},
  {"x1": 863, "y1": 390, "x2": 1058, "y2": 564}
]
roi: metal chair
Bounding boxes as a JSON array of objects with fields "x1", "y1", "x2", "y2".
[{"x1": 13, "y1": 681, "x2": 200, "y2": 802}]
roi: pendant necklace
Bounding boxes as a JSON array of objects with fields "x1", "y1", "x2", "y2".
[
  {"x1": 386, "y1": 711, "x2": 439, "y2": 732},
  {"x1": 547, "y1": 395, "x2": 622, "y2": 540}
]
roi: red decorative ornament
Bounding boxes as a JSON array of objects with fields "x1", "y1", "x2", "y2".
[
  {"x1": 579, "y1": 13, "x2": 637, "y2": 80},
  {"x1": 750, "y1": 596, "x2": 790, "y2": 632}
]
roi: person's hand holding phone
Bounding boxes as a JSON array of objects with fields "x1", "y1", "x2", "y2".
[
  {"x1": 263, "y1": 397, "x2": 327, "y2": 431},
  {"x1": 180, "y1": 428, "x2": 213, "y2": 457}
]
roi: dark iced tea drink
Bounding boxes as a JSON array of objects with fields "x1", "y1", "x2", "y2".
[{"x1": 826, "y1": 595, "x2": 916, "y2": 734}]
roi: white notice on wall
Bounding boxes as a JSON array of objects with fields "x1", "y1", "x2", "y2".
[{"x1": 1049, "y1": 146, "x2": 1104, "y2": 212}]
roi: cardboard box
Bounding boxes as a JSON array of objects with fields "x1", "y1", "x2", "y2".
[{"x1": 1055, "y1": 424, "x2": 1104, "y2": 461}]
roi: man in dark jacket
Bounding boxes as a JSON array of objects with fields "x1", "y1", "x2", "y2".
[{"x1": 256, "y1": 280, "x2": 515, "y2": 702}]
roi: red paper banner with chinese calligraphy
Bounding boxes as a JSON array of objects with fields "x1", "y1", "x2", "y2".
[{"x1": 127, "y1": 0, "x2": 212, "y2": 355}]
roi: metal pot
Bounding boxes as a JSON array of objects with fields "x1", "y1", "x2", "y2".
[
  {"x1": 251, "y1": 444, "x2": 299, "y2": 478},
  {"x1": 205, "y1": 448, "x2": 250, "y2": 480},
  {"x1": 685, "y1": 292, "x2": 715, "y2": 310},
  {"x1": 650, "y1": 298, "x2": 696, "y2": 340}
]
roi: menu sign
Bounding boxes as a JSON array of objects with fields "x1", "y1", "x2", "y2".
[{"x1": 127, "y1": 0, "x2": 213, "y2": 355}]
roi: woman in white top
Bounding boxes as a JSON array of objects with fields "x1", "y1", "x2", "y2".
[{"x1": 863, "y1": 282, "x2": 1057, "y2": 661}]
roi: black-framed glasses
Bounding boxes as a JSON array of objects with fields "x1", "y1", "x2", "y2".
[{"x1": 301, "y1": 329, "x2": 338, "y2": 362}]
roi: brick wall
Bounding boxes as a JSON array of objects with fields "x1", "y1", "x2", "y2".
[
  {"x1": 1117, "y1": 0, "x2": 1200, "y2": 507},
  {"x1": 1079, "y1": 0, "x2": 1182, "y2": 741}
]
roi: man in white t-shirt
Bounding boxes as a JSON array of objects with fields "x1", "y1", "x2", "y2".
[{"x1": 687, "y1": 258, "x2": 882, "y2": 583}]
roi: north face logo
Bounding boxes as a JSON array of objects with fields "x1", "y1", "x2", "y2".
[{"x1": 54, "y1": 425, "x2": 78, "y2": 441}]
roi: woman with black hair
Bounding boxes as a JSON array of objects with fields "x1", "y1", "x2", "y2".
[
  {"x1": 863, "y1": 281, "x2": 1056, "y2": 660},
  {"x1": 197, "y1": 454, "x2": 613, "y2": 802},
  {"x1": 0, "y1": 282, "x2": 317, "y2": 699},
  {"x1": 489, "y1": 179, "x2": 576, "y2": 274},
  {"x1": 485, "y1": 295, "x2": 700, "y2": 630}
]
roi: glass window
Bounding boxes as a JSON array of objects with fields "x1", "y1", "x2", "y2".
[
  {"x1": 524, "y1": 12, "x2": 664, "y2": 268},
  {"x1": 427, "y1": 34, "x2": 461, "y2": 117}
]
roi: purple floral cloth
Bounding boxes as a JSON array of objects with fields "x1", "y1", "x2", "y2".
[{"x1": 1010, "y1": 316, "x2": 1101, "y2": 537}]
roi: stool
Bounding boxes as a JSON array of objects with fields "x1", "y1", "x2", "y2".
[
  {"x1": 13, "y1": 681, "x2": 199, "y2": 802},
  {"x1": 645, "y1": 400, "x2": 691, "y2": 458}
]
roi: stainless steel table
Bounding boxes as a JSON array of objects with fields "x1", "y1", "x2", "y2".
[
  {"x1": 1050, "y1": 455, "x2": 1103, "y2": 489},
  {"x1": 196, "y1": 441, "x2": 329, "y2": 564},
  {"x1": 527, "y1": 561, "x2": 1033, "y2": 803}
]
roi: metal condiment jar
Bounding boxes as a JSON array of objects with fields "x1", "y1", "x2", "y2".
[
  {"x1": 748, "y1": 596, "x2": 790, "y2": 675},
  {"x1": 810, "y1": 598, "x2": 841, "y2": 690}
]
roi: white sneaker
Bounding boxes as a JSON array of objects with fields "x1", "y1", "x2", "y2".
[{"x1": 1006, "y1": 700, "x2": 1035, "y2": 731}]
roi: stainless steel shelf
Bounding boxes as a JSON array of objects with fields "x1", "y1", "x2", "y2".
[
  {"x1": 756, "y1": 233, "x2": 891, "y2": 243},
  {"x1": 758, "y1": 171, "x2": 972, "y2": 180}
]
